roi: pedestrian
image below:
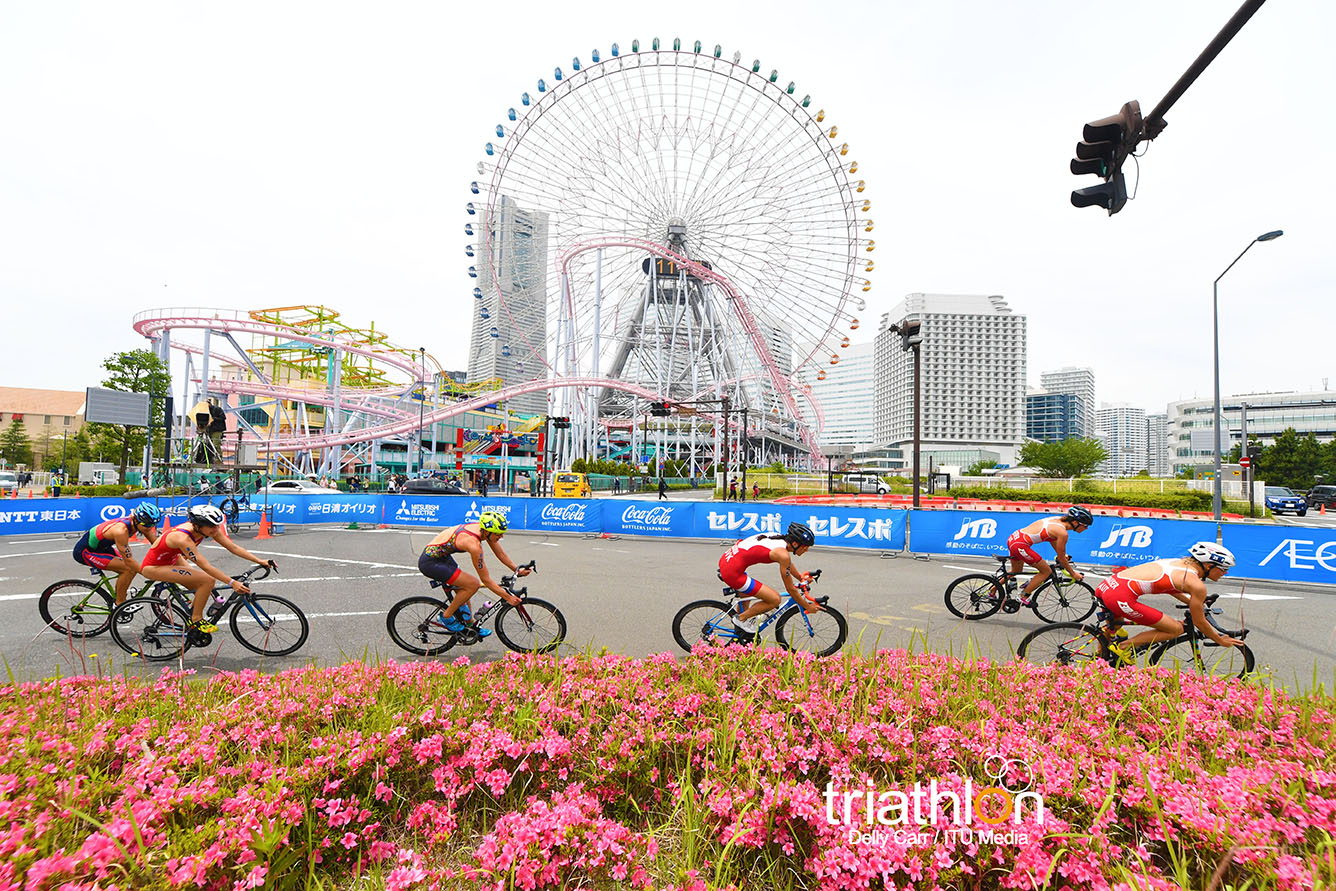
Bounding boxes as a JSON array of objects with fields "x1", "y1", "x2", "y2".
[
  {"x1": 728, "y1": 478, "x2": 738, "y2": 501},
  {"x1": 753, "y1": 482, "x2": 760, "y2": 501},
  {"x1": 479, "y1": 474, "x2": 489, "y2": 497},
  {"x1": 658, "y1": 476, "x2": 668, "y2": 501},
  {"x1": 614, "y1": 477, "x2": 621, "y2": 494}
]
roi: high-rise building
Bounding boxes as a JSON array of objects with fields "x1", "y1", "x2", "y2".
[
  {"x1": 1145, "y1": 413, "x2": 1170, "y2": 477},
  {"x1": 469, "y1": 195, "x2": 549, "y2": 416},
  {"x1": 1096, "y1": 403, "x2": 1148, "y2": 476},
  {"x1": 1026, "y1": 389, "x2": 1082, "y2": 442},
  {"x1": 1039, "y1": 367, "x2": 1095, "y2": 438},
  {"x1": 810, "y1": 342, "x2": 875, "y2": 451},
  {"x1": 1165, "y1": 389, "x2": 1336, "y2": 476},
  {"x1": 874, "y1": 294, "x2": 1027, "y2": 469}
]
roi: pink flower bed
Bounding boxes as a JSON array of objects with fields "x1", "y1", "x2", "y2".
[{"x1": 0, "y1": 649, "x2": 1332, "y2": 890}]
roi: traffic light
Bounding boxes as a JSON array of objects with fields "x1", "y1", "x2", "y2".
[
  {"x1": 1247, "y1": 439, "x2": 1262, "y2": 458},
  {"x1": 1070, "y1": 100, "x2": 1142, "y2": 216},
  {"x1": 898, "y1": 320, "x2": 922, "y2": 350},
  {"x1": 549, "y1": 416, "x2": 570, "y2": 429},
  {"x1": 649, "y1": 402, "x2": 671, "y2": 417}
]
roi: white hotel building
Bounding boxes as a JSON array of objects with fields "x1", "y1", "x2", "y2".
[{"x1": 809, "y1": 342, "x2": 876, "y2": 452}]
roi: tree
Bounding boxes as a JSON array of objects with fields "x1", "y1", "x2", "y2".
[
  {"x1": 1019, "y1": 438, "x2": 1108, "y2": 477},
  {"x1": 85, "y1": 349, "x2": 172, "y2": 480},
  {"x1": 965, "y1": 459, "x2": 999, "y2": 476},
  {"x1": 0, "y1": 420, "x2": 33, "y2": 468},
  {"x1": 1254, "y1": 428, "x2": 1327, "y2": 490}
]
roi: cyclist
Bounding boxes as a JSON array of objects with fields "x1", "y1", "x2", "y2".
[
  {"x1": 421, "y1": 510, "x2": 531, "y2": 635},
  {"x1": 72, "y1": 503, "x2": 164, "y2": 607},
  {"x1": 719, "y1": 522, "x2": 820, "y2": 642},
  {"x1": 1005, "y1": 506, "x2": 1092, "y2": 606},
  {"x1": 138, "y1": 504, "x2": 275, "y2": 634},
  {"x1": 1095, "y1": 541, "x2": 1244, "y2": 661}
]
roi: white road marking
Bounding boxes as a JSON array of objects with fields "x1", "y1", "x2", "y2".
[
  {"x1": 590, "y1": 547, "x2": 631, "y2": 553},
  {"x1": 2, "y1": 538, "x2": 73, "y2": 545},
  {"x1": 0, "y1": 549, "x2": 74, "y2": 558},
  {"x1": 1214, "y1": 592, "x2": 1303, "y2": 601},
  {"x1": 0, "y1": 593, "x2": 39, "y2": 602},
  {"x1": 258, "y1": 573, "x2": 419, "y2": 584},
  {"x1": 533, "y1": 542, "x2": 561, "y2": 547},
  {"x1": 246, "y1": 549, "x2": 415, "y2": 570}
]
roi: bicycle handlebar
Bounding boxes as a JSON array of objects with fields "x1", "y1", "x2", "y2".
[{"x1": 234, "y1": 565, "x2": 272, "y2": 583}]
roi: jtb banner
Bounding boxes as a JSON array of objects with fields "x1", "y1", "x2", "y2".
[
  {"x1": 1223, "y1": 524, "x2": 1336, "y2": 584},
  {"x1": 908, "y1": 510, "x2": 1217, "y2": 567}
]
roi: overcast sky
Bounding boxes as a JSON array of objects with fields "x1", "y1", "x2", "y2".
[{"x1": 1, "y1": 0, "x2": 1330, "y2": 415}]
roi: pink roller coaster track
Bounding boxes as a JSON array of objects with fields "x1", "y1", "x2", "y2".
[{"x1": 134, "y1": 302, "x2": 823, "y2": 460}]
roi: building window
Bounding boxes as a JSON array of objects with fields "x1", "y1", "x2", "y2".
[
  {"x1": 44, "y1": 415, "x2": 51, "y2": 424},
  {"x1": 63, "y1": 416, "x2": 71, "y2": 425}
]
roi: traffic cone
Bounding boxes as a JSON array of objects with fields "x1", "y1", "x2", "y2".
[
  {"x1": 160, "y1": 514, "x2": 172, "y2": 533},
  {"x1": 27, "y1": 489, "x2": 32, "y2": 498},
  {"x1": 257, "y1": 512, "x2": 273, "y2": 540},
  {"x1": 1322, "y1": 503, "x2": 1328, "y2": 516}
]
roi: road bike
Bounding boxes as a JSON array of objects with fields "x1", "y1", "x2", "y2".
[
  {"x1": 944, "y1": 555, "x2": 1097, "y2": 623},
  {"x1": 39, "y1": 569, "x2": 163, "y2": 638},
  {"x1": 1016, "y1": 592, "x2": 1255, "y2": 678},
  {"x1": 109, "y1": 565, "x2": 308, "y2": 661},
  {"x1": 671, "y1": 569, "x2": 848, "y2": 657},
  {"x1": 386, "y1": 560, "x2": 565, "y2": 656}
]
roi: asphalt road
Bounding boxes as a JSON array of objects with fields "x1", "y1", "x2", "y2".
[{"x1": 2, "y1": 525, "x2": 1333, "y2": 694}]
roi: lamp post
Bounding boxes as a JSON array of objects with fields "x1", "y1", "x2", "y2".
[
  {"x1": 1213, "y1": 230, "x2": 1283, "y2": 522},
  {"x1": 417, "y1": 347, "x2": 426, "y2": 476}
]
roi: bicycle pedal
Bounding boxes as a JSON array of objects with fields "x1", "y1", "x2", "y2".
[
  {"x1": 187, "y1": 629, "x2": 213, "y2": 647},
  {"x1": 1001, "y1": 598, "x2": 1022, "y2": 614}
]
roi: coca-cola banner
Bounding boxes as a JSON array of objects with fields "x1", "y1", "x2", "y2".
[
  {"x1": 601, "y1": 500, "x2": 694, "y2": 538},
  {"x1": 525, "y1": 499, "x2": 600, "y2": 533}
]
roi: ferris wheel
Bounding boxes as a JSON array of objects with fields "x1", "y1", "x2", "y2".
[{"x1": 468, "y1": 38, "x2": 871, "y2": 466}]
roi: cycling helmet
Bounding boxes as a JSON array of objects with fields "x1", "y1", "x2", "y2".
[
  {"x1": 1188, "y1": 541, "x2": 1236, "y2": 569},
  {"x1": 478, "y1": 510, "x2": 508, "y2": 535},
  {"x1": 188, "y1": 504, "x2": 226, "y2": 527},
  {"x1": 785, "y1": 522, "x2": 815, "y2": 547},
  {"x1": 132, "y1": 503, "x2": 163, "y2": 525},
  {"x1": 1065, "y1": 506, "x2": 1094, "y2": 526}
]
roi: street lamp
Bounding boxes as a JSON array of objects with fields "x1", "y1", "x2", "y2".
[
  {"x1": 887, "y1": 318, "x2": 924, "y2": 508},
  {"x1": 1213, "y1": 229, "x2": 1283, "y2": 522}
]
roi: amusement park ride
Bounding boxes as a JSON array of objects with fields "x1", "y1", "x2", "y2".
[{"x1": 134, "y1": 39, "x2": 870, "y2": 481}]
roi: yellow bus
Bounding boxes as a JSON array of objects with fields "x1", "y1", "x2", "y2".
[{"x1": 553, "y1": 472, "x2": 592, "y2": 498}]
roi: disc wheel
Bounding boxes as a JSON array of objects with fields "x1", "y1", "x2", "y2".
[
  {"x1": 671, "y1": 599, "x2": 735, "y2": 653},
  {"x1": 774, "y1": 604, "x2": 848, "y2": 657},
  {"x1": 229, "y1": 595, "x2": 309, "y2": 656},
  {"x1": 944, "y1": 574, "x2": 1006, "y2": 620},
  {"x1": 386, "y1": 596, "x2": 457, "y2": 657},
  {"x1": 494, "y1": 598, "x2": 566, "y2": 655},
  {"x1": 109, "y1": 595, "x2": 189, "y2": 662},
  {"x1": 39, "y1": 580, "x2": 113, "y2": 638},
  {"x1": 1017, "y1": 622, "x2": 1107, "y2": 668},
  {"x1": 1150, "y1": 636, "x2": 1255, "y2": 679},
  {"x1": 1030, "y1": 580, "x2": 1098, "y2": 624}
]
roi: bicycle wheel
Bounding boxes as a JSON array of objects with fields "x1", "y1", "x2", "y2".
[
  {"x1": 944, "y1": 574, "x2": 1006, "y2": 620},
  {"x1": 386, "y1": 596, "x2": 457, "y2": 656},
  {"x1": 1150, "y1": 636, "x2": 1255, "y2": 679},
  {"x1": 774, "y1": 604, "x2": 848, "y2": 658},
  {"x1": 39, "y1": 580, "x2": 113, "y2": 637},
  {"x1": 110, "y1": 595, "x2": 189, "y2": 661},
  {"x1": 494, "y1": 598, "x2": 566, "y2": 655},
  {"x1": 1017, "y1": 622, "x2": 1107, "y2": 667},
  {"x1": 671, "y1": 599, "x2": 737, "y2": 653},
  {"x1": 1030, "y1": 579, "x2": 1098, "y2": 624},
  {"x1": 219, "y1": 498, "x2": 240, "y2": 526},
  {"x1": 229, "y1": 595, "x2": 309, "y2": 656}
]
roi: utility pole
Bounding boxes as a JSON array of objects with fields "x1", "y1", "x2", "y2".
[{"x1": 740, "y1": 406, "x2": 749, "y2": 502}]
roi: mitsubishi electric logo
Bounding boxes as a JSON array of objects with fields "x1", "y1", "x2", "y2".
[
  {"x1": 1098, "y1": 525, "x2": 1153, "y2": 549},
  {"x1": 953, "y1": 518, "x2": 997, "y2": 541}
]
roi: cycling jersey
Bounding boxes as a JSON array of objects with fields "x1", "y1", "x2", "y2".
[
  {"x1": 1006, "y1": 519, "x2": 1063, "y2": 565},
  {"x1": 1096, "y1": 560, "x2": 1189, "y2": 625},
  {"x1": 72, "y1": 518, "x2": 134, "y2": 569},
  {"x1": 424, "y1": 524, "x2": 479, "y2": 559},
  {"x1": 142, "y1": 526, "x2": 206, "y2": 568},
  {"x1": 717, "y1": 533, "x2": 785, "y2": 594}
]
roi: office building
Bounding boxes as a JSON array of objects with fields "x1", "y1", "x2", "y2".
[
  {"x1": 1026, "y1": 389, "x2": 1082, "y2": 443},
  {"x1": 809, "y1": 342, "x2": 875, "y2": 451},
  {"x1": 1096, "y1": 403, "x2": 1148, "y2": 476},
  {"x1": 469, "y1": 195, "x2": 549, "y2": 416},
  {"x1": 1145, "y1": 413, "x2": 1170, "y2": 477},
  {"x1": 1166, "y1": 389, "x2": 1336, "y2": 476},
  {"x1": 874, "y1": 293, "x2": 1027, "y2": 470},
  {"x1": 1040, "y1": 366, "x2": 1095, "y2": 438}
]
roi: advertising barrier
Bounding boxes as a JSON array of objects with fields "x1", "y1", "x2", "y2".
[
  {"x1": 907, "y1": 510, "x2": 1217, "y2": 567},
  {"x1": 3, "y1": 494, "x2": 1333, "y2": 584}
]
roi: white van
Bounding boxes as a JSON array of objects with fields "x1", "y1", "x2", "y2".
[{"x1": 844, "y1": 472, "x2": 889, "y2": 495}]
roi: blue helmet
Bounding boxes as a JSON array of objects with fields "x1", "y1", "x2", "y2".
[{"x1": 132, "y1": 503, "x2": 163, "y2": 525}]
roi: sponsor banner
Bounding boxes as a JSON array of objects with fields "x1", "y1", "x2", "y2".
[
  {"x1": 605, "y1": 500, "x2": 694, "y2": 538},
  {"x1": 0, "y1": 499, "x2": 93, "y2": 536},
  {"x1": 696, "y1": 505, "x2": 907, "y2": 551},
  {"x1": 908, "y1": 510, "x2": 1220, "y2": 567},
  {"x1": 1223, "y1": 523, "x2": 1336, "y2": 584},
  {"x1": 526, "y1": 499, "x2": 600, "y2": 533},
  {"x1": 303, "y1": 494, "x2": 384, "y2": 522}
]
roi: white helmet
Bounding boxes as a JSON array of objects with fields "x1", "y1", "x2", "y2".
[
  {"x1": 188, "y1": 504, "x2": 226, "y2": 527},
  {"x1": 1188, "y1": 541, "x2": 1235, "y2": 569}
]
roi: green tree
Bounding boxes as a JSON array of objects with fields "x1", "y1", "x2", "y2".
[
  {"x1": 1019, "y1": 438, "x2": 1108, "y2": 477},
  {"x1": 85, "y1": 349, "x2": 172, "y2": 480},
  {"x1": 1255, "y1": 428, "x2": 1327, "y2": 490},
  {"x1": 0, "y1": 420, "x2": 34, "y2": 468},
  {"x1": 965, "y1": 459, "x2": 999, "y2": 476}
]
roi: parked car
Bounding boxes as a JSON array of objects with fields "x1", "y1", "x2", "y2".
[
  {"x1": 401, "y1": 477, "x2": 466, "y2": 496},
  {"x1": 0, "y1": 471, "x2": 17, "y2": 493},
  {"x1": 1305, "y1": 485, "x2": 1336, "y2": 510},
  {"x1": 257, "y1": 478, "x2": 329, "y2": 496},
  {"x1": 844, "y1": 472, "x2": 890, "y2": 495},
  {"x1": 1264, "y1": 486, "x2": 1307, "y2": 516},
  {"x1": 553, "y1": 472, "x2": 592, "y2": 498}
]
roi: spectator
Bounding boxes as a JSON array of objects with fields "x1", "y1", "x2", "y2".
[
  {"x1": 387, "y1": 476, "x2": 398, "y2": 494},
  {"x1": 753, "y1": 482, "x2": 760, "y2": 501},
  {"x1": 728, "y1": 478, "x2": 738, "y2": 501},
  {"x1": 658, "y1": 476, "x2": 668, "y2": 501},
  {"x1": 613, "y1": 477, "x2": 621, "y2": 495}
]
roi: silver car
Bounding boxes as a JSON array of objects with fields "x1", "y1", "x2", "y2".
[{"x1": 0, "y1": 471, "x2": 17, "y2": 493}]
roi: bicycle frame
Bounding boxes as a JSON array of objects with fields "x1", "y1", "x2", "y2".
[
  {"x1": 426, "y1": 559, "x2": 537, "y2": 634},
  {"x1": 718, "y1": 570, "x2": 825, "y2": 638}
]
